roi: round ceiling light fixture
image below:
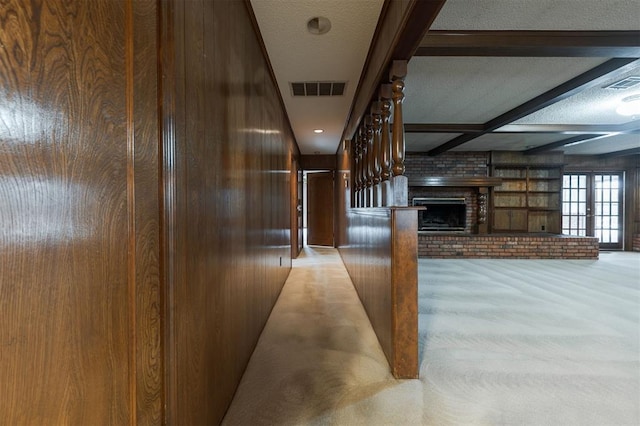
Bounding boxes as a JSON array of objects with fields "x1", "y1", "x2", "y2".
[
  {"x1": 307, "y1": 16, "x2": 331, "y2": 35},
  {"x1": 313, "y1": 129, "x2": 324, "y2": 134},
  {"x1": 616, "y1": 94, "x2": 640, "y2": 116}
]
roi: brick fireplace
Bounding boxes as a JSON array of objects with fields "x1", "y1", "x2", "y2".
[{"x1": 405, "y1": 153, "x2": 599, "y2": 259}]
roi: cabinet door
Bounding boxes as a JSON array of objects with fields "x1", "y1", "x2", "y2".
[{"x1": 494, "y1": 209, "x2": 528, "y2": 231}]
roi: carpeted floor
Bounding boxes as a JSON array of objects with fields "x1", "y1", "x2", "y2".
[{"x1": 223, "y1": 247, "x2": 640, "y2": 426}]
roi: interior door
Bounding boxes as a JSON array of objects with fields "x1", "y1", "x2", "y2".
[
  {"x1": 307, "y1": 171, "x2": 334, "y2": 246},
  {"x1": 562, "y1": 173, "x2": 623, "y2": 249}
]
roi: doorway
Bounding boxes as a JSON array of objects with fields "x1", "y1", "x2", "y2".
[
  {"x1": 305, "y1": 171, "x2": 334, "y2": 246},
  {"x1": 562, "y1": 172, "x2": 624, "y2": 249}
]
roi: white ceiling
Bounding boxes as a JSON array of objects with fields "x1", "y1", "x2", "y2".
[
  {"x1": 251, "y1": 0, "x2": 640, "y2": 157},
  {"x1": 250, "y1": 0, "x2": 384, "y2": 155}
]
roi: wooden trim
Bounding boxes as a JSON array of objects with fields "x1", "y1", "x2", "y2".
[
  {"x1": 409, "y1": 176, "x2": 503, "y2": 187},
  {"x1": 390, "y1": 0, "x2": 447, "y2": 60},
  {"x1": 341, "y1": 0, "x2": 445, "y2": 145},
  {"x1": 599, "y1": 148, "x2": 640, "y2": 158},
  {"x1": 417, "y1": 30, "x2": 640, "y2": 57},
  {"x1": 404, "y1": 123, "x2": 484, "y2": 133},
  {"x1": 523, "y1": 134, "x2": 604, "y2": 155},
  {"x1": 407, "y1": 122, "x2": 640, "y2": 135},
  {"x1": 125, "y1": 0, "x2": 137, "y2": 422},
  {"x1": 427, "y1": 58, "x2": 640, "y2": 156},
  {"x1": 496, "y1": 123, "x2": 633, "y2": 134},
  {"x1": 159, "y1": 0, "x2": 177, "y2": 422},
  {"x1": 300, "y1": 154, "x2": 336, "y2": 170}
]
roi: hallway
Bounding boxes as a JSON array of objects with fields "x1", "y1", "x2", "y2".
[
  {"x1": 222, "y1": 247, "x2": 422, "y2": 425},
  {"x1": 223, "y1": 248, "x2": 639, "y2": 425}
]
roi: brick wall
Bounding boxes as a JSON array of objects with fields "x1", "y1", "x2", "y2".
[
  {"x1": 405, "y1": 152, "x2": 489, "y2": 179},
  {"x1": 419, "y1": 234, "x2": 599, "y2": 259}
]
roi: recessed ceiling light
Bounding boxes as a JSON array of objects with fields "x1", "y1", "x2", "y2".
[
  {"x1": 307, "y1": 17, "x2": 331, "y2": 35},
  {"x1": 616, "y1": 94, "x2": 640, "y2": 116},
  {"x1": 313, "y1": 129, "x2": 324, "y2": 134}
]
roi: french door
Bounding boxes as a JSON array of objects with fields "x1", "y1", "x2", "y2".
[{"x1": 562, "y1": 173, "x2": 623, "y2": 249}]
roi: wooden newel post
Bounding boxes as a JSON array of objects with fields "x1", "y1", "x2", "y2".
[
  {"x1": 390, "y1": 60, "x2": 407, "y2": 177},
  {"x1": 390, "y1": 60, "x2": 408, "y2": 206}
]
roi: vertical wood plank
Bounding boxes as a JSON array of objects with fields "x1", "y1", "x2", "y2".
[
  {"x1": 165, "y1": 0, "x2": 296, "y2": 423},
  {"x1": 391, "y1": 208, "x2": 419, "y2": 378},
  {"x1": 0, "y1": 0, "x2": 133, "y2": 422}
]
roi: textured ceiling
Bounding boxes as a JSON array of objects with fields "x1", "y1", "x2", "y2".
[
  {"x1": 252, "y1": 0, "x2": 639, "y2": 157},
  {"x1": 514, "y1": 62, "x2": 640, "y2": 125},
  {"x1": 562, "y1": 133, "x2": 640, "y2": 155},
  {"x1": 431, "y1": 0, "x2": 640, "y2": 30},
  {"x1": 404, "y1": 57, "x2": 609, "y2": 124},
  {"x1": 250, "y1": 0, "x2": 384, "y2": 155}
]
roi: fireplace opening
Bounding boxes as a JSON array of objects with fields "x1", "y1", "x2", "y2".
[{"x1": 413, "y1": 197, "x2": 466, "y2": 231}]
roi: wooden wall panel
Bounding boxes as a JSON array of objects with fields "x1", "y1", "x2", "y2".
[
  {"x1": 165, "y1": 0, "x2": 296, "y2": 423},
  {"x1": 336, "y1": 143, "x2": 419, "y2": 378},
  {"x1": 339, "y1": 208, "x2": 419, "y2": 378},
  {"x1": 0, "y1": 0, "x2": 161, "y2": 423},
  {"x1": 132, "y1": 1, "x2": 163, "y2": 424}
]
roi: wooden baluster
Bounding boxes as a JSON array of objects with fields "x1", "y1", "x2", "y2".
[
  {"x1": 365, "y1": 115, "x2": 374, "y2": 188},
  {"x1": 390, "y1": 60, "x2": 408, "y2": 206},
  {"x1": 380, "y1": 85, "x2": 392, "y2": 182},
  {"x1": 372, "y1": 103, "x2": 382, "y2": 186},
  {"x1": 353, "y1": 132, "x2": 361, "y2": 207},
  {"x1": 390, "y1": 60, "x2": 407, "y2": 177},
  {"x1": 359, "y1": 124, "x2": 368, "y2": 206}
]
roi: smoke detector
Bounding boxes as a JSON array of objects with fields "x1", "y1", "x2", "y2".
[{"x1": 307, "y1": 17, "x2": 331, "y2": 35}]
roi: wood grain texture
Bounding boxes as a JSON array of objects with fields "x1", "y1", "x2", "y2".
[
  {"x1": 0, "y1": 0, "x2": 164, "y2": 423},
  {"x1": 164, "y1": 0, "x2": 297, "y2": 423},
  {"x1": 391, "y1": 208, "x2": 419, "y2": 378},
  {"x1": 307, "y1": 172, "x2": 335, "y2": 246},
  {"x1": 338, "y1": 208, "x2": 419, "y2": 378},
  {"x1": 131, "y1": 0, "x2": 163, "y2": 424}
]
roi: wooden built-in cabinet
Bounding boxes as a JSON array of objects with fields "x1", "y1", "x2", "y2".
[{"x1": 490, "y1": 152, "x2": 563, "y2": 234}]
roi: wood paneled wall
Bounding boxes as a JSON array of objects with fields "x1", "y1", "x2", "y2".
[
  {"x1": 0, "y1": 0, "x2": 161, "y2": 424},
  {"x1": 164, "y1": 0, "x2": 296, "y2": 423},
  {"x1": 339, "y1": 208, "x2": 419, "y2": 378},
  {"x1": 1, "y1": 0, "x2": 297, "y2": 424},
  {"x1": 336, "y1": 144, "x2": 419, "y2": 378}
]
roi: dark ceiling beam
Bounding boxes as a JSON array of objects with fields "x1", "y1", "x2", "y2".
[
  {"x1": 416, "y1": 30, "x2": 640, "y2": 57},
  {"x1": 404, "y1": 123, "x2": 484, "y2": 133},
  {"x1": 340, "y1": 0, "x2": 447, "y2": 147},
  {"x1": 427, "y1": 58, "x2": 640, "y2": 156},
  {"x1": 599, "y1": 147, "x2": 640, "y2": 158},
  {"x1": 495, "y1": 123, "x2": 634, "y2": 134},
  {"x1": 523, "y1": 134, "x2": 604, "y2": 155}
]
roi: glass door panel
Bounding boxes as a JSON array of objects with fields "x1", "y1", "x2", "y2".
[
  {"x1": 562, "y1": 172, "x2": 623, "y2": 249},
  {"x1": 593, "y1": 174, "x2": 622, "y2": 247},
  {"x1": 562, "y1": 174, "x2": 588, "y2": 236}
]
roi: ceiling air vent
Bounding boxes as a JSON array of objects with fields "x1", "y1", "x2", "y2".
[
  {"x1": 604, "y1": 76, "x2": 640, "y2": 90},
  {"x1": 290, "y1": 81, "x2": 346, "y2": 97}
]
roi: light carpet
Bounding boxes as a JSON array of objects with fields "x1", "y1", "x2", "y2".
[{"x1": 223, "y1": 248, "x2": 639, "y2": 425}]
